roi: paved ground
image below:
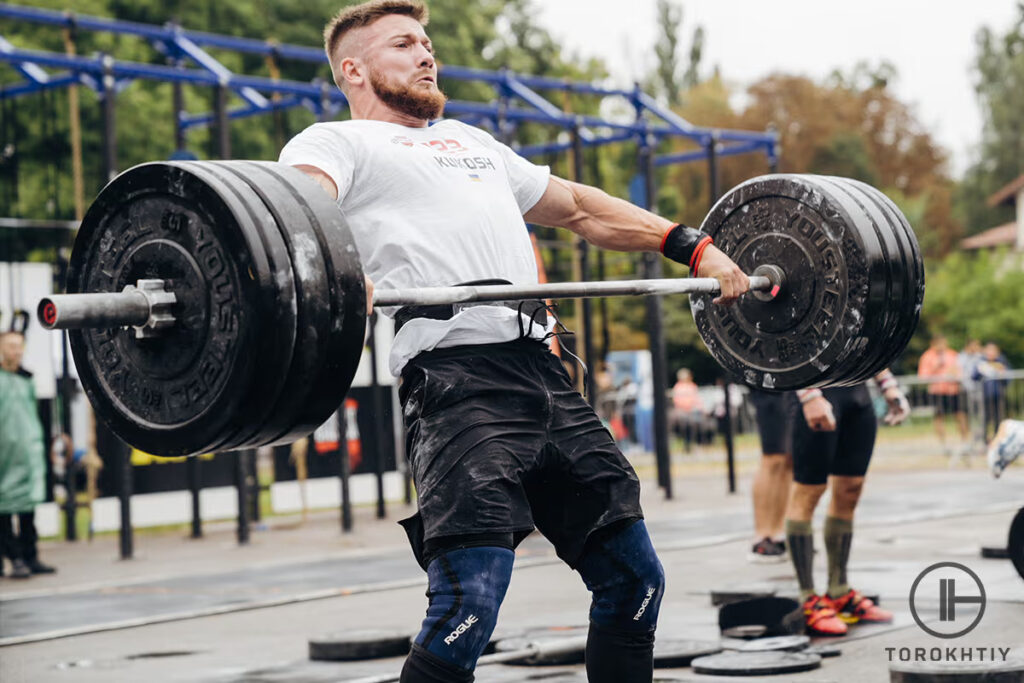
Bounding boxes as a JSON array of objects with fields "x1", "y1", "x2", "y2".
[{"x1": 1, "y1": 455, "x2": 1022, "y2": 682}]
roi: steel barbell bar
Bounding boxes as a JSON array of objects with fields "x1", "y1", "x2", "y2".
[{"x1": 39, "y1": 273, "x2": 780, "y2": 333}]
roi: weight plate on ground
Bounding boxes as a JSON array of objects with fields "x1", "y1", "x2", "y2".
[
  {"x1": 692, "y1": 651, "x2": 822, "y2": 676},
  {"x1": 67, "y1": 162, "x2": 297, "y2": 457},
  {"x1": 692, "y1": 174, "x2": 877, "y2": 391},
  {"x1": 308, "y1": 630, "x2": 411, "y2": 661},
  {"x1": 1009, "y1": 506, "x2": 1024, "y2": 582},
  {"x1": 653, "y1": 639, "x2": 723, "y2": 667},
  {"x1": 711, "y1": 585, "x2": 777, "y2": 606},
  {"x1": 731, "y1": 635, "x2": 810, "y2": 652},
  {"x1": 805, "y1": 644, "x2": 843, "y2": 658},
  {"x1": 721, "y1": 625, "x2": 768, "y2": 639},
  {"x1": 256, "y1": 162, "x2": 367, "y2": 446},
  {"x1": 719, "y1": 596, "x2": 804, "y2": 638},
  {"x1": 890, "y1": 657, "x2": 1024, "y2": 683}
]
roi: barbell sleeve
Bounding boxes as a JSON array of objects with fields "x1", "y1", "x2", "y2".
[
  {"x1": 38, "y1": 280, "x2": 177, "y2": 337},
  {"x1": 39, "y1": 291, "x2": 151, "y2": 330},
  {"x1": 373, "y1": 274, "x2": 774, "y2": 307}
]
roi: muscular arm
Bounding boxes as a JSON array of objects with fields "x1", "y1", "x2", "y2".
[
  {"x1": 524, "y1": 176, "x2": 669, "y2": 251},
  {"x1": 524, "y1": 175, "x2": 749, "y2": 302}
]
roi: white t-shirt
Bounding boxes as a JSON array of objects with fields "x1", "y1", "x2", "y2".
[{"x1": 278, "y1": 118, "x2": 552, "y2": 375}]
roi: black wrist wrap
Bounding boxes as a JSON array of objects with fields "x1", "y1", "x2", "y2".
[{"x1": 661, "y1": 223, "x2": 711, "y2": 266}]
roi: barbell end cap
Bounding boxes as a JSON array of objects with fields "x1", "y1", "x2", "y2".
[
  {"x1": 751, "y1": 264, "x2": 786, "y2": 302},
  {"x1": 37, "y1": 298, "x2": 59, "y2": 329}
]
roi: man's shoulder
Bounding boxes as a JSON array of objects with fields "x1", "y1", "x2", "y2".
[
  {"x1": 434, "y1": 119, "x2": 498, "y2": 143},
  {"x1": 290, "y1": 119, "x2": 380, "y2": 142}
]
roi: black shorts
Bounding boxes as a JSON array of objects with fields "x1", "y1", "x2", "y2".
[
  {"x1": 748, "y1": 389, "x2": 793, "y2": 455},
  {"x1": 398, "y1": 339, "x2": 643, "y2": 569},
  {"x1": 791, "y1": 385, "x2": 876, "y2": 485},
  {"x1": 930, "y1": 393, "x2": 963, "y2": 416}
]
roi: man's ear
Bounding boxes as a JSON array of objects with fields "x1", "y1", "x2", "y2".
[{"x1": 340, "y1": 57, "x2": 365, "y2": 89}]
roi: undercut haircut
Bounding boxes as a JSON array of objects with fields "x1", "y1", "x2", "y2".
[{"x1": 324, "y1": 0, "x2": 429, "y2": 88}]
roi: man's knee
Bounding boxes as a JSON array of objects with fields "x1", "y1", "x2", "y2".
[
  {"x1": 788, "y1": 482, "x2": 827, "y2": 518},
  {"x1": 409, "y1": 545, "x2": 514, "y2": 676},
  {"x1": 577, "y1": 519, "x2": 665, "y2": 632},
  {"x1": 762, "y1": 453, "x2": 793, "y2": 477},
  {"x1": 831, "y1": 476, "x2": 865, "y2": 507}
]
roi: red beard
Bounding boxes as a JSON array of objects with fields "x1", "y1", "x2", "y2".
[{"x1": 369, "y1": 67, "x2": 447, "y2": 121}]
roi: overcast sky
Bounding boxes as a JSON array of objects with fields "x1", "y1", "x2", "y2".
[{"x1": 535, "y1": 0, "x2": 1019, "y2": 178}]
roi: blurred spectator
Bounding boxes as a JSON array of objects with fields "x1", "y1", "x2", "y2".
[
  {"x1": 708, "y1": 380, "x2": 744, "y2": 438},
  {"x1": 917, "y1": 334, "x2": 969, "y2": 455},
  {"x1": 0, "y1": 331, "x2": 57, "y2": 578},
  {"x1": 617, "y1": 377, "x2": 639, "y2": 445},
  {"x1": 747, "y1": 389, "x2": 793, "y2": 563},
  {"x1": 959, "y1": 339, "x2": 983, "y2": 387},
  {"x1": 594, "y1": 362, "x2": 616, "y2": 421},
  {"x1": 959, "y1": 339, "x2": 984, "y2": 445},
  {"x1": 974, "y1": 342, "x2": 1011, "y2": 440},
  {"x1": 671, "y1": 369, "x2": 705, "y2": 450}
]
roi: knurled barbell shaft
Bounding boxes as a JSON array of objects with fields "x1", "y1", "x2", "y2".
[{"x1": 37, "y1": 274, "x2": 775, "y2": 331}]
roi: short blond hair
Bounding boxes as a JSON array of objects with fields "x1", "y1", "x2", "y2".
[{"x1": 324, "y1": 1, "x2": 429, "y2": 77}]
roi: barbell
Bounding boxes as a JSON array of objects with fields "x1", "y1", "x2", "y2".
[{"x1": 37, "y1": 161, "x2": 923, "y2": 457}]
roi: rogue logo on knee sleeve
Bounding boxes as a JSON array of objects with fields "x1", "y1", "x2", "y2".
[
  {"x1": 444, "y1": 615, "x2": 479, "y2": 645},
  {"x1": 633, "y1": 586, "x2": 657, "y2": 621}
]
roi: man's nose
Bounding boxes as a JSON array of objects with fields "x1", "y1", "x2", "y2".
[{"x1": 416, "y1": 45, "x2": 434, "y2": 68}]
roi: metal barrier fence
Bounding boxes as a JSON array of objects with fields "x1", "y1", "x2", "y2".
[
  {"x1": 715, "y1": 371, "x2": 1024, "y2": 460},
  {"x1": 883, "y1": 370, "x2": 1024, "y2": 459},
  {"x1": 660, "y1": 372, "x2": 1024, "y2": 464}
]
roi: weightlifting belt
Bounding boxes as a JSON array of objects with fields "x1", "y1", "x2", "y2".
[{"x1": 393, "y1": 279, "x2": 549, "y2": 333}]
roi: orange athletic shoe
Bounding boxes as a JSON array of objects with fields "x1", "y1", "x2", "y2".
[
  {"x1": 830, "y1": 589, "x2": 893, "y2": 624},
  {"x1": 802, "y1": 594, "x2": 848, "y2": 636}
]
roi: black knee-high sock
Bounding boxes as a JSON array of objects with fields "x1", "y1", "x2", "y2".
[
  {"x1": 825, "y1": 516, "x2": 853, "y2": 598},
  {"x1": 786, "y1": 519, "x2": 815, "y2": 600}
]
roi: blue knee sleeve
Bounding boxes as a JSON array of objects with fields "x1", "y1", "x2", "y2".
[
  {"x1": 577, "y1": 520, "x2": 665, "y2": 632},
  {"x1": 413, "y1": 546, "x2": 514, "y2": 671}
]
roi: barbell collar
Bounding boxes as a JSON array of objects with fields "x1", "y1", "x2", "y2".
[{"x1": 373, "y1": 274, "x2": 774, "y2": 307}]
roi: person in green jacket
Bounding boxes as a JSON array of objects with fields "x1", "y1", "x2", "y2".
[{"x1": 0, "y1": 330, "x2": 56, "y2": 578}]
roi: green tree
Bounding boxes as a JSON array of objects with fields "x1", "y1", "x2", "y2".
[
  {"x1": 914, "y1": 250, "x2": 1024, "y2": 368},
  {"x1": 957, "y1": 3, "x2": 1024, "y2": 235},
  {"x1": 648, "y1": 0, "x2": 703, "y2": 106},
  {"x1": 808, "y1": 131, "x2": 878, "y2": 186}
]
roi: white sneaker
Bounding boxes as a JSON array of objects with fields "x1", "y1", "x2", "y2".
[{"x1": 988, "y1": 420, "x2": 1024, "y2": 478}]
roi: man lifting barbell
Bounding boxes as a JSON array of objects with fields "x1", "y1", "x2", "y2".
[
  {"x1": 36, "y1": 1, "x2": 924, "y2": 680},
  {"x1": 284, "y1": 2, "x2": 747, "y2": 681}
]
